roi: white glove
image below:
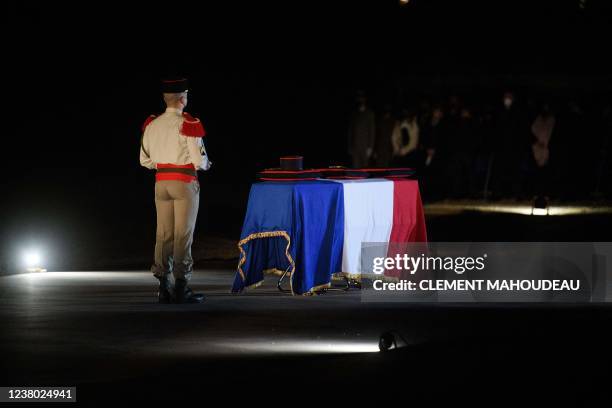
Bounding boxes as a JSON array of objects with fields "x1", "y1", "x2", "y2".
[{"x1": 201, "y1": 155, "x2": 212, "y2": 171}]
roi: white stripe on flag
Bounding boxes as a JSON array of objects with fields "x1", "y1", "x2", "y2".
[{"x1": 331, "y1": 179, "x2": 394, "y2": 275}]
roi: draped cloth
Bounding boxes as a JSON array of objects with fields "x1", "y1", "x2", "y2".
[
  {"x1": 388, "y1": 179, "x2": 428, "y2": 244},
  {"x1": 231, "y1": 181, "x2": 345, "y2": 295},
  {"x1": 330, "y1": 179, "x2": 395, "y2": 277},
  {"x1": 385, "y1": 179, "x2": 428, "y2": 280},
  {"x1": 231, "y1": 178, "x2": 427, "y2": 294},
  {"x1": 331, "y1": 179, "x2": 427, "y2": 280}
]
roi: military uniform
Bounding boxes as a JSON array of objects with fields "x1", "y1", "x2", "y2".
[{"x1": 140, "y1": 78, "x2": 211, "y2": 302}]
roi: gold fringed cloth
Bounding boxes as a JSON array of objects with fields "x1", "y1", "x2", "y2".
[
  {"x1": 231, "y1": 181, "x2": 345, "y2": 295},
  {"x1": 232, "y1": 179, "x2": 428, "y2": 294},
  {"x1": 236, "y1": 231, "x2": 295, "y2": 291}
]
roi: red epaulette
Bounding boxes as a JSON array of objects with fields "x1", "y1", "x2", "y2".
[
  {"x1": 142, "y1": 114, "x2": 157, "y2": 131},
  {"x1": 180, "y1": 112, "x2": 206, "y2": 137}
]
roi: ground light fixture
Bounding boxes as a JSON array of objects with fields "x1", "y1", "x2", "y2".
[
  {"x1": 532, "y1": 195, "x2": 549, "y2": 216},
  {"x1": 379, "y1": 331, "x2": 409, "y2": 352},
  {"x1": 22, "y1": 249, "x2": 46, "y2": 272}
]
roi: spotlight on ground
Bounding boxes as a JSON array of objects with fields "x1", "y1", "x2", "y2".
[
  {"x1": 532, "y1": 196, "x2": 549, "y2": 216},
  {"x1": 379, "y1": 331, "x2": 408, "y2": 352},
  {"x1": 224, "y1": 339, "x2": 379, "y2": 354},
  {"x1": 22, "y1": 249, "x2": 46, "y2": 272}
]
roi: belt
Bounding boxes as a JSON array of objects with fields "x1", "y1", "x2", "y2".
[
  {"x1": 155, "y1": 164, "x2": 197, "y2": 182},
  {"x1": 156, "y1": 167, "x2": 196, "y2": 177}
]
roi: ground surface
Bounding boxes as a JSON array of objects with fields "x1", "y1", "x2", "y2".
[
  {"x1": 1, "y1": 269, "x2": 612, "y2": 404},
  {"x1": 2, "y1": 207, "x2": 612, "y2": 403}
]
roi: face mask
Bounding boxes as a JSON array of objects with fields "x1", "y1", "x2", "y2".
[{"x1": 503, "y1": 97, "x2": 513, "y2": 108}]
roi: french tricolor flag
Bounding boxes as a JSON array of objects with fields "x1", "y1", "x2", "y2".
[{"x1": 331, "y1": 178, "x2": 427, "y2": 279}]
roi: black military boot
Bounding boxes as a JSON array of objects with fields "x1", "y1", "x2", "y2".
[
  {"x1": 157, "y1": 276, "x2": 173, "y2": 304},
  {"x1": 173, "y1": 279, "x2": 205, "y2": 304}
]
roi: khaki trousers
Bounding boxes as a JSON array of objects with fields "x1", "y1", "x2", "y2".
[{"x1": 151, "y1": 180, "x2": 200, "y2": 282}]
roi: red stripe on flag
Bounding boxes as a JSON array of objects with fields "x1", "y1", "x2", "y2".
[
  {"x1": 388, "y1": 179, "x2": 427, "y2": 243},
  {"x1": 385, "y1": 179, "x2": 427, "y2": 279}
]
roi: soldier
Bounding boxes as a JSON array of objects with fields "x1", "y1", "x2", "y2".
[{"x1": 140, "y1": 78, "x2": 212, "y2": 304}]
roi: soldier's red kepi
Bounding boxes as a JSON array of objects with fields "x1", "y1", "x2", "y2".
[{"x1": 161, "y1": 78, "x2": 189, "y2": 93}]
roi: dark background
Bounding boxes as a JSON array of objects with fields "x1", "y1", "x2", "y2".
[{"x1": 2, "y1": 0, "x2": 612, "y2": 272}]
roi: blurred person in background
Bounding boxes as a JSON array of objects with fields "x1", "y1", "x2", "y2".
[
  {"x1": 374, "y1": 103, "x2": 395, "y2": 167},
  {"x1": 391, "y1": 107, "x2": 420, "y2": 167},
  {"x1": 446, "y1": 105, "x2": 478, "y2": 198},
  {"x1": 477, "y1": 103, "x2": 498, "y2": 199},
  {"x1": 491, "y1": 90, "x2": 530, "y2": 199},
  {"x1": 348, "y1": 90, "x2": 376, "y2": 168},
  {"x1": 526, "y1": 102, "x2": 556, "y2": 196},
  {"x1": 419, "y1": 104, "x2": 446, "y2": 200}
]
